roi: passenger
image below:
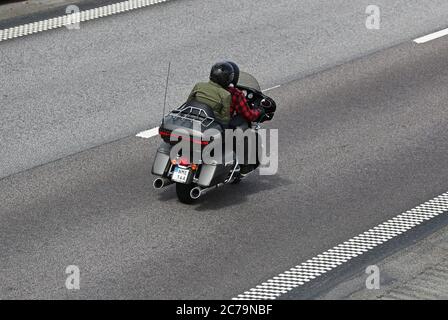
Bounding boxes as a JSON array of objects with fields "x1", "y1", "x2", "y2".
[{"x1": 187, "y1": 62, "x2": 234, "y2": 127}]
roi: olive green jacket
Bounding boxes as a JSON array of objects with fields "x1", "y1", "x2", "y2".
[{"x1": 187, "y1": 81, "x2": 231, "y2": 123}]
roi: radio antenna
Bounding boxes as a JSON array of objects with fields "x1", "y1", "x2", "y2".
[{"x1": 161, "y1": 61, "x2": 171, "y2": 126}]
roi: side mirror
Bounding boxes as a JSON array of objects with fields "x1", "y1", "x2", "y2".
[{"x1": 261, "y1": 99, "x2": 272, "y2": 108}]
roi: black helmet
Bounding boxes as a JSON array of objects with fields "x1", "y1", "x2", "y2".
[
  {"x1": 225, "y1": 61, "x2": 240, "y2": 86},
  {"x1": 210, "y1": 62, "x2": 234, "y2": 88}
]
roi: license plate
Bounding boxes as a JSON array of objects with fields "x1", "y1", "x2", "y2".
[{"x1": 172, "y1": 167, "x2": 190, "y2": 184}]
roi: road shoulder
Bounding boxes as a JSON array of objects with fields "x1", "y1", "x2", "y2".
[
  {"x1": 0, "y1": 0, "x2": 120, "y2": 29},
  {"x1": 319, "y1": 222, "x2": 448, "y2": 299}
]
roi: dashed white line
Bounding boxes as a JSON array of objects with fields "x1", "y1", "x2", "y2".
[
  {"x1": 263, "y1": 85, "x2": 281, "y2": 92},
  {"x1": 136, "y1": 126, "x2": 159, "y2": 138},
  {"x1": 0, "y1": 0, "x2": 171, "y2": 43},
  {"x1": 233, "y1": 192, "x2": 448, "y2": 300},
  {"x1": 414, "y1": 27, "x2": 448, "y2": 44}
]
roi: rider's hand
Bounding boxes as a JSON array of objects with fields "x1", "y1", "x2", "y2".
[{"x1": 256, "y1": 108, "x2": 266, "y2": 122}]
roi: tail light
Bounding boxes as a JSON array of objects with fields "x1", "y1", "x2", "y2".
[
  {"x1": 171, "y1": 158, "x2": 198, "y2": 170},
  {"x1": 179, "y1": 157, "x2": 190, "y2": 166}
]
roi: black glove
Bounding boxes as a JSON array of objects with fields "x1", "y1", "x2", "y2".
[{"x1": 256, "y1": 108, "x2": 266, "y2": 122}]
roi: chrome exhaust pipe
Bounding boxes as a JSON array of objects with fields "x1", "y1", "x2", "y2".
[
  {"x1": 190, "y1": 187, "x2": 202, "y2": 200},
  {"x1": 189, "y1": 162, "x2": 241, "y2": 199},
  {"x1": 153, "y1": 177, "x2": 172, "y2": 189},
  {"x1": 190, "y1": 183, "x2": 225, "y2": 199}
]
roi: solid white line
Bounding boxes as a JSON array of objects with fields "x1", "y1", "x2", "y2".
[
  {"x1": 233, "y1": 192, "x2": 448, "y2": 300},
  {"x1": 0, "y1": 0, "x2": 171, "y2": 43},
  {"x1": 263, "y1": 85, "x2": 281, "y2": 92},
  {"x1": 414, "y1": 27, "x2": 448, "y2": 44},
  {"x1": 136, "y1": 126, "x2": 159, "y2": 138}
]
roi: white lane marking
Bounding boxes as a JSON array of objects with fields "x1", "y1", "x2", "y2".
[
  {"x1": 136, "y1": 126, "x2": 159, "y2": 138},
  {"x1": 263, "y1": 85, "x2": 281, "y2": 92},
  {"x1": 414, "y1": 27, "x2": 448, "y2": 44},
  {"x1": 233, "y1": 192, "x2": 448, "y2": 300},
  {"x1": 0, "y1": 0, "x2": 171, "y2": 43}
]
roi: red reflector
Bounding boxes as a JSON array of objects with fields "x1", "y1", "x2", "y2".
[
  {"x1": 159, "y1": 128, "x2": 171, "y2": 137},
  {"x1": 192, "y1": 138, "x2": 209, "y2": 145}
]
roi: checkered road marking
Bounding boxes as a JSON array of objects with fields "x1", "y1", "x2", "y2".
[
  {"x1": 0, "y1": 0, "x2": 171, "y2": 42},
  {"x1": 233, "y1": 192, "x2": 448, "y2": 300}
]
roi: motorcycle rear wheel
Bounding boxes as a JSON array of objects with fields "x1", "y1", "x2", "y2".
[{"x1": 176, "y1": 183, "x2": 196, "y2": 204}]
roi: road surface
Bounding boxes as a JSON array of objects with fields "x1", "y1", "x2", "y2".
[
  {"x1": 2, "y1": 0, "x2": 448, "y2": 178},
  {"x1": 1, "y1": 0, "x2": 448, "y2": 299}
]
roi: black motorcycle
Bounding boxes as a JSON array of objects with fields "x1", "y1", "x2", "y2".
[{"x1": 151, "y1": 71, "x2": 276, "y2": 204}]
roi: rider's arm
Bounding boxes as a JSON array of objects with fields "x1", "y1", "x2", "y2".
[{"x1": 229, "y1": 88, "x2": 261, "y2": 122}]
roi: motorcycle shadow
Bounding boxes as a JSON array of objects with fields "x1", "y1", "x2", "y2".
[
  {"x1": 155, "y1": 174, "x2": 293, "y2": 210},
  {"x1": 194, "y1": 174, "x2": 293, "y2": 211}
]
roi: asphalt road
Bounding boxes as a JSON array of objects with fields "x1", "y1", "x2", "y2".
[
  {"x1": 2, "y1": 29, "x2": 448, "y2": 298},
  {"x1": 2, "y1": 0, "x2": 448, "y2": 178}
]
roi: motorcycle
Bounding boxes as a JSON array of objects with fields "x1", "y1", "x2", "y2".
[{"x1": 151, "y1": 71, "x2": 277, "y2": 204}]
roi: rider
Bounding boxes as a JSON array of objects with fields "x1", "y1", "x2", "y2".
[
  {"x1": 224, "y1": 61, "x2": 265, "y2": 175},
  {"x1": 225, "y1": 61, "x2": 265, "y2": 123},
  {"x1": 187, "y1": 62, "x2": 235, "y2": 127}
]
